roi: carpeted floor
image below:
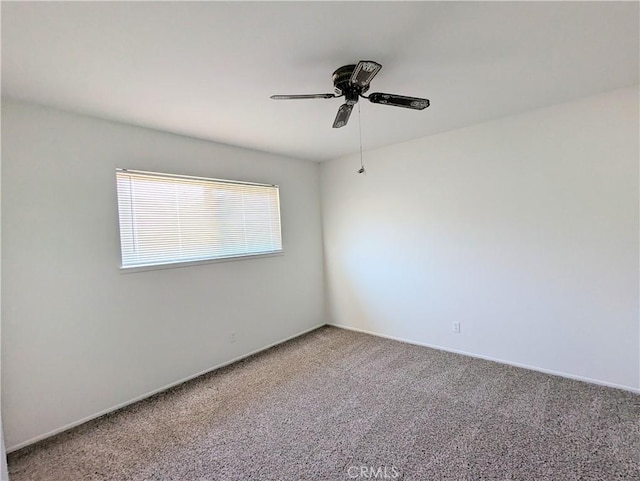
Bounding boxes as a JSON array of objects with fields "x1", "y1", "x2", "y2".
[{"x1": 7, "y1": 326, "x2": 640, "y2": 480}]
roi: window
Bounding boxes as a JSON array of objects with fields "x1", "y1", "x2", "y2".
[{"x1": 116, "y1": 169, "x2": 282, "y2": 269}]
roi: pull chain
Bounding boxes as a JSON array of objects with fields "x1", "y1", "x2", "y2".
[{"x1": 357, "y1": 102, "x2": 366, "y2": 175}]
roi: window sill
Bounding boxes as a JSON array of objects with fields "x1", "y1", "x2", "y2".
[{"x1": 119, "y1": 250, "x2": 284, "y2": 274}]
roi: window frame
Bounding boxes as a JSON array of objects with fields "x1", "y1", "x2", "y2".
[{"x1": 115, "y1": 168, "x2": 284, "y2": 272}]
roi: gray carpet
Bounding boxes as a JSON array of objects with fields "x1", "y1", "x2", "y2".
[{"x1": 8, "y1": 326, "x2": 640, "y2": 480}]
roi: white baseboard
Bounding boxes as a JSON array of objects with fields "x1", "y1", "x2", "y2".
[
  {"x1": 327, "y1": 323, "x2": 640, "y2": 394},
  {"x1": 7, "y1": 323, "x2": 325, "y2": 453},
  {"x1": 10, "y1": 321, "x2": 637, "y2": 453}
]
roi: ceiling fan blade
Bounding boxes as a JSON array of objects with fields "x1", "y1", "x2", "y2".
[
  {"x1": 368, "y1": 93, "x2": 430, "y2": 110},
  {"x1": 350, "y1": 61, "x2": 382, "y2": 88},
  {"x1": 270, "y1": 93, "x2": 336, "y2": 100},
  {"x1": 332, "y1": 103, "x2": 353, "y2": 128}
]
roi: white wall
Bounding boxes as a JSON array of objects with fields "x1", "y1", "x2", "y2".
[
  {"x1": 0, "y1": 104, "x2": 8, "y2": 479},
  {"x1": 1, "y1": 99, "x2": 325, "y2": 450},
  {"x1": 0, "y1": 431, "x2": 6, "y2": 481},
  {"x1": 322, "y1": 86, "x2": 639, "y2": 391},
  {"x1": 3, "y1": 86, "x2": 638, "y2": 455}
]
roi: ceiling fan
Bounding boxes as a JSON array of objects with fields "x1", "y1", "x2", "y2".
[{"x1": 271, "y1": 60, "x2": 430, "y2": 128}]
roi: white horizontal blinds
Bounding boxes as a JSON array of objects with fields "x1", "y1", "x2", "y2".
[{"x1": 116, "y1": 170, "x2": 282, "y2": 268}]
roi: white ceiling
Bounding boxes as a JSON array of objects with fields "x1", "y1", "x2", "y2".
[{"x1": 2, "y1": 2, "x2": 638, "y2": 162}]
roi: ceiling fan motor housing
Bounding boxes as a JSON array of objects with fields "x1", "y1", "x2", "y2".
[{"x1": 333, "y1": 64, "x2": 369, "y2": 103}]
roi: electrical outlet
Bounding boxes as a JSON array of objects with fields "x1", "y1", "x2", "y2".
[
  {"x1": 230, "y1": 332, "x2": 236, "y2": 343},
  {"x1": 453, "y1": 322, "x2": 461, "y2": 333}
]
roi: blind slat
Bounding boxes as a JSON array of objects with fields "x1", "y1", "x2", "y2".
[{"x1": 116, "y1": 170, "x2": 282, "y2": 268}]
